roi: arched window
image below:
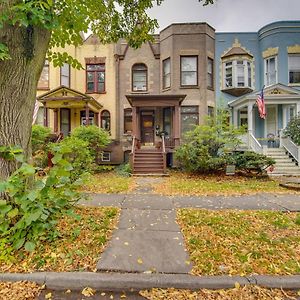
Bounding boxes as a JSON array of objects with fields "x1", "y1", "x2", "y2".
[
  {"x1": 101, "y1": 110, "x2": 110, "y2": 131},
  {"x1": 132, "y1": 63, "x2": 147, "y2": 91}
]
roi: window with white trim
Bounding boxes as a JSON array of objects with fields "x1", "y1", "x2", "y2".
[
  {"x1": 223, "y1": 60, "x2": 252, "y2": 89},
  {"x1": 60, "y1": 63, "x2": 70, "y2": 87},
  {"x1": 288, "y1": 55, "x2": 300, "y2": 84},
  {"x1": 101, "y1": 152, "x2": 111, "y2": 162},
  {"x1": 162, "y1": 58, "x2": 171, "y2": 89},
  {"x1": 180, "y1": 56, "x2": 198, "y2": 86},
  {"x1": 264, "y1": 56, "x2": 277, "y2": 86}
]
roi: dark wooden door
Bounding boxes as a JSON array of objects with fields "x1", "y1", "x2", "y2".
[{"x1": 141, "y1": 113, "x2": 154, "y2": 144}]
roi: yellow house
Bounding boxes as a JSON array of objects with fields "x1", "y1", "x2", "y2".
[{"x1": 35, "y1": 35, "x2": 117, "y2": 141}]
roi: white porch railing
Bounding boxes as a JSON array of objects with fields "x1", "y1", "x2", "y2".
[
  {"x1": 280, "y1": 132, "x2": 300, "y2": 163},
  {"x1": 248, "y1": 131, "x2": 263, "y2": 154},
  {"x1": 238, "y1": 133, "x2": 248, "y2": 146}
]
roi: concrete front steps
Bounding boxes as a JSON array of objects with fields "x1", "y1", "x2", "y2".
[
  {"x1": 133, "y1": 149, "x2": 165, "y2": 175},
  {"x1": 266, "y1": 148, "x2": 300, "y2": 176}
]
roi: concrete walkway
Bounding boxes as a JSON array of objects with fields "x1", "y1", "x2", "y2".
[
  {"x1": 96, "y1": 177, "x2": 192, "y2": 274},
  {"x1": 79, "y1": 178, "x2": 300, "y2": 274}
]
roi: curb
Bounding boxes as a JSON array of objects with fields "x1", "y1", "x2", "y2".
[{"x1": 1, "y1": 272, "x2": 300, "y2": 291}]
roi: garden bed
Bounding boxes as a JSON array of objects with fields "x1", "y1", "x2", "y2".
[{"x1": 177, "y1": 209, "x2": 300, "y2": 276}]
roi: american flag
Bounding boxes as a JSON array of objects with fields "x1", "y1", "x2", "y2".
[
  {"x1": 256, "y1": 87, "x2": 266, "y2": 119},
  {"x1": 32, "y1": 100, "x2": 40, "y2": 125}
]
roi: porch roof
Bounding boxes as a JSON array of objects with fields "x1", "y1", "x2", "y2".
[
  {"x1": 126, "y1": 94, "x2": 186, "y2": 107},
  {"x1": 228, "y1": 83, "x2": 300, "y2": 109},
  {"x1": 37, "y1": 85, "x2": 103, "y2": 111}
]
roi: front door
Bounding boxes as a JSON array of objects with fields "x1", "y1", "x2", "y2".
[
  {"x1": 60, "y1": 108, "x2": 71, "y2": 137},
  {"x1": 266, "y1": 106, "x2": 277, "y2": 136},
  {"x1": 141, "y1": 111, "x2": 154, "y2": 144}
]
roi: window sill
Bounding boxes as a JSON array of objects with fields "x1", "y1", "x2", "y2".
[
  {"x1": 131, "y1": 91, "x2": 149, "y2": 94},
  {"x1": 207, "y1": 86, "x2": 214, "y2": 91},
  {"x1": 180, "y1": 85, "x2": 199, "y2": 89},
  {"x1": 86, "y1": 91, "x2": 106, "y2": 94},
  {"x1": 162, "y1": 87, "x2": 171, "y2": 92},
  {"x1": 37, "y1": 87, "x2": 50, "y2": 91},
  {"x1": 288, "y1": 83, "x2": 300, "y2": 87}
]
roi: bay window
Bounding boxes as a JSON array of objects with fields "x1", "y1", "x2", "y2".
[{"x1": 223, "y1": 59, "x2": 252, "y2": 89}]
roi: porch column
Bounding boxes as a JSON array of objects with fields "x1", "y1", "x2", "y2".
[
  {"x1": 297, "y1": 102, "x2": 300, "y2": 115},
  {"x1": 174, "y1": 104, "x2": 180, "y2": 146},
  {"x1": 54, "y1": 109, "x2": 58, "y2": 133},
  {"x1": 85, "y1": 104, "x2": 90, "y2": 126},
  {"x1": 282, "y1": 105, "x2": 287, "y2": 129},
  {"x1": 247, "y1": 103, "x2": 253, "y2": 132},
  {"x1": 132, "y1": 106, "x2": 137, "y2": 138},
  {"x1": 43, "y1": 104, "x2": 48, "y2": 127},
  {"x1": 233, "y1": 108, "x2": 238, "y2": 127},
  {"x1": 136, "y1": 107, "x2": 140, "y2": 140}
]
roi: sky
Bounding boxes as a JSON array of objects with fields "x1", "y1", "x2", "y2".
[{"x1": 148, "y1": 0, "x2": 300, "y2": 33}]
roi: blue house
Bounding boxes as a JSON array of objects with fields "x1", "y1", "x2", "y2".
[{"x1": 215, "y1": 21, "x2": 300, "y2": 174}]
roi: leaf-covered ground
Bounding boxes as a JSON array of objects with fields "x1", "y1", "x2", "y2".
[
  {"x1": 82, "y1": 172, "x2": 136, "y2": 194},
  {"x1": 141, "y1": 286, "x2": 300, "y2": 300},
  {"x1": 177, "y1": 209, "x2": 300, "y2": 275},
  {"x1": 153, "y1": 172, "x2": 292, "y2": 196},
  {"x1": 0, "y1": 207, "x2": 119, "y2": 273},
  {"x1": 0, "y1": 281, "x2": 42, "y2": 300}
]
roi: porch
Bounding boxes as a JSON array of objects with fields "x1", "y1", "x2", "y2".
[
  {"x1": 125, "y1": 94, "x2": 186, "y2": 174},
  {"x1": 37, "y1": 86, "x2": 103, "y2": 137},
  {"x1": 230, "y1": 84, "x2": 300, "y2": 151}
]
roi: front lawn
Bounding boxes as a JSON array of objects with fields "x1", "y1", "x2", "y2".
[
  {"x1": 82, "y1": 172, "x2": 136, "y2": 194},
  {"x1": 177, "y1": 209, "x2": 300, "y2": 275},
  {"x1": 0, "y1": 207, "x2": 119, "y2": 273},
  {"x1": 153, "y1": 172, "x2": 290, "y2": 196}
]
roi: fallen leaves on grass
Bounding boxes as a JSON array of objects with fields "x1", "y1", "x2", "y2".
[
  {"x1": 82, "y1": 172, "x2": 136, "y2": 194},
  {"x1": 0, "y1": 281, "x2": 42, "y2": 300},
  {"x1": 177, "y1": 209, "x2": 300, "y2": 275},
  {"x1": 140, "y1": 286, "x2": 299, "y2": 300},
  {"x1": 0, "y1": 207, "x2": 119, "y2": 273},
  {"x1": 153, "y1": 172, "x2": 293, "y2": 196}
]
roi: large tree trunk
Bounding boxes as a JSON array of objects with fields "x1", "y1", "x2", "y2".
[{"x1": 0, "y1": 22, "x2": 51, "y2": 181}]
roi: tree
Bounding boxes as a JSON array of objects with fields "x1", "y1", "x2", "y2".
[{"x1": 0, "y1": 0, "x2": 214, "y2": 180}]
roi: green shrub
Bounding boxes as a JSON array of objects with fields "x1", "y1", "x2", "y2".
[
  {"x1": 31, "y1": 125, "x2": 51, "y2": 153},
  {"x1": 283, "y1": 114, "x2": 300, "y2": 145},
  {"x1": 50, "y1": 136, "x2": 93, "y2": 181},
  {"x1": 0, "y1": 146, "x2": 84, "y2": 256},
  {"x1": 175, "y1": 109, "x2": 244, "y2": 173},
  {"x1": 71, "y1": 126, "x2": 110, "y2": 161},
  {"x1": 116, "y1": 163, "x2": 132, "y2": 177},
  {"x1": 232, "y1": 151, "x2": 275, "y2": 174}
]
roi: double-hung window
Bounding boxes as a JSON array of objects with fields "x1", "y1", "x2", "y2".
[
  {"x1": 86, "y1": 64, "x2": 105, "y2": 93},
  {"x1": 60, "y1": 63, "x2": 70, "y2": 87},
  {"x1": 264, "y1": 56, "x2": 277, "y2": 86},
  {"x1": 38, "y1": 60, "x2": 49, "y2": 89},
  {"x1": 207, "y1": 58, "x2": 214, "y2": 89},
  {"x1": 132, "y1": 64, "x2": 147, "y2": 91},
  {"x1": 180, "y1": 56, "x2": 198, "y2": 86},
  {"x1": 163, "y1": 58, "x2": 171, "y2": 89},
  {"x1": 288, "y1": 55, "x2": 300, "y2": 84}
]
